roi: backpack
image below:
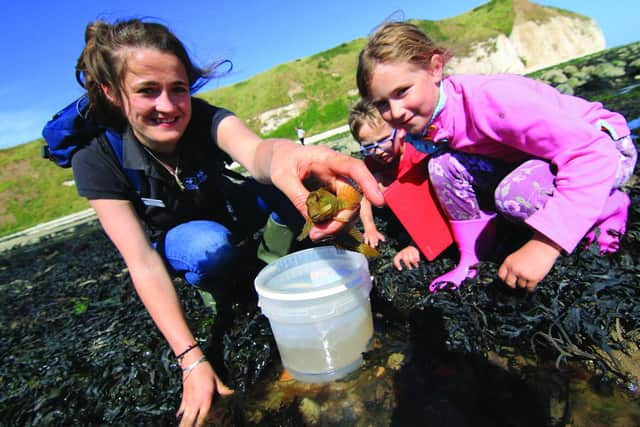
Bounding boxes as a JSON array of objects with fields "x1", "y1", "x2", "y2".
[{"x1": 41, "y1": 95, "x2": 140, "y2": 191}]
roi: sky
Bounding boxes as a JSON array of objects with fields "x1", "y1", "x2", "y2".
[{"x1": 1, "y1": 0, "x2": 637, "y2": 149}]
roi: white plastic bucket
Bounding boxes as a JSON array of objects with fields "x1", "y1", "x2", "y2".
[{"x1": 254, "y1": 246, "x2": 373, "y2": 383}]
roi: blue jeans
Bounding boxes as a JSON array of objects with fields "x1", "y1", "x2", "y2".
[{"x1": 154, "y1": 179, "x2": 302, "y2": 287}]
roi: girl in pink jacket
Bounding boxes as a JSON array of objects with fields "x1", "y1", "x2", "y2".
[{"x1": 356, "y1": 22, "x2": 637, "y2": 292}]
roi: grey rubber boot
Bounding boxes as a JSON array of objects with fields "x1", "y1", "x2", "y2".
[
  {"x1": 197, "y1": 288, "x2": 218, "y2": 317},
  {"x1": 257, "y1": 214, "x2": 296, "y2": 264}
]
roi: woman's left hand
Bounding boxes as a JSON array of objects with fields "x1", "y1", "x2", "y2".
[
  {"x1": 498, "y1": 232, "x2": 562, "y2": 291},
  {"x1": 269, "y1": 141, "x2": 383, "y2": 241},
  {"x1": 177, "y1": 358, "x2": 233, "y2": 427}
]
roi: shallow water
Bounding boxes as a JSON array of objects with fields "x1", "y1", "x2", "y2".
[{"x1": 211, "y1": 311, "x2": 640, "y2": 426}]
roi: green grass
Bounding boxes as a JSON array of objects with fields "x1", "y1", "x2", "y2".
[
  {"x1": 198, "y1": 37, "x2": 365, "y2": 137},
  {"x1": 413, "y1": 0, "x2": 515, "y2": 57},
  {"x1": 0, "y1": 140, "x2": 89, "y2": 236},
  {"x1": 197, "y1": 0, "x2": 536, "y2": 129},
  {"x1": 265, "y1": 96, "x2": 358, "y2": 139}
]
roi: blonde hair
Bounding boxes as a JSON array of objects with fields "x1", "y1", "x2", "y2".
[
  {"x1": 348, "y1": 99, "x2": 385, "y2": 142},
  {"x1": 356, "y1": 21, "x2": 452, "y2": 100}
]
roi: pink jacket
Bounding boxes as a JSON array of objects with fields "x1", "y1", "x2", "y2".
[{"x1": 429, "y1": 74, "x2": 630, "y2": 253}]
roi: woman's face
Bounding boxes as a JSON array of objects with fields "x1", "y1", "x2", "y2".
[
  {"x1": 368, "y1": 57, "x2": 442, "y2": 135},
  {"x1": 108, "y1": 48, "x2": 192, "y2": 153}
]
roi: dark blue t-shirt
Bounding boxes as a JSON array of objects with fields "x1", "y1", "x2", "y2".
[{"x1": 72, "y1": 98, "x2": 237, "y2": 241}]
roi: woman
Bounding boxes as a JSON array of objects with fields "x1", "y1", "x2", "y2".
[{"x1": 70, "y1": 18, "x2": 382, "y2": 426}]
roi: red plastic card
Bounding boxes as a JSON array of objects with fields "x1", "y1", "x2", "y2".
[{"x1": 383, "y1": 161, "x2": 453, "y2": 261}]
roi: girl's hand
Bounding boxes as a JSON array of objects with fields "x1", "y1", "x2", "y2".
[
  {"x1": 498, "y1": 232, "x2": 561, "y2": 291},
  {"x1": 393, "y1": 245, "x2": 421, "y2": 271},
  {"x1": 363, "y1": 227, "x2": 386, "y2": 247},
  {"x1": 177, "y1": 355, "x2": 233, "y2": 427}
]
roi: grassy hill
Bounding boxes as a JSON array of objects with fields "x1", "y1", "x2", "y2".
[
  {"x1": 0, "y1": 0, "x2": 609, "y2": 237},
  {"x1": 200, "y1": 40, "x2": 365, "y2": 136},
  {"x1": 199, "y1": 0, "x2": 585, "y2": 138}
]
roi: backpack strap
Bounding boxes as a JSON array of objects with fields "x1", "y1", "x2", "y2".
[
  {"x1": 41, "y1": 95, "x2": 98, "y2": 168},
  {"x1": 98, "y1": 131, "x2": 149, "y2": 224},
  {"x1": 100, "y1": 129, "x2": 142, "y2": 193},
  {"x1": 94, "y1": 131, "x2": 152, "y2": 231},
  {"x1": 95, "y1": 130, "x2": 147, "y2": 222}
]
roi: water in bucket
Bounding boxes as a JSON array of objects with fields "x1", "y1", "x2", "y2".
[{"x1": 254, "y1": 246, "x2": 373, "y2": 383}]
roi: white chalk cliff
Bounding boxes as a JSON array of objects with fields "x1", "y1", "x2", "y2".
[{"x1": 448, "y1": 8, "x2": 605, "y2": 75}]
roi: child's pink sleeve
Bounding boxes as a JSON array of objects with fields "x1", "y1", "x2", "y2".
[{"x1": 471, "y1": 77, "x2": 622, "y2": 252}]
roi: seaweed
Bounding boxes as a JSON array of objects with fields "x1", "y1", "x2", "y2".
[
  {"x1": 370, "y1": 179, "x2": 640, "y2": 386},
  {"x1": 2, "y1": 42, "x2": 640, "y2": 425}
]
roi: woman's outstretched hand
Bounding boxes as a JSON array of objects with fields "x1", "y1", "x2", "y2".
[{"x1": 269, "y1": 141, "x2": 383, "y2": 241}]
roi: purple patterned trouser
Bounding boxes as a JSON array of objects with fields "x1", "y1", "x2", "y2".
[{"x1": 427, "y1": 135, "x2": 637, "y2": 222}]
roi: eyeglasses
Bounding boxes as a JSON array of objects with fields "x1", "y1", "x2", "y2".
[{"x1": 359, "y1": 128, "x2": 398, "y2": 157}]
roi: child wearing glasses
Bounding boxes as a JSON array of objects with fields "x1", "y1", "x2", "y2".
[
  {"x1": 357, "y1": 21, "x2": 636, "y2": 292},
  {"x1": 349, "y1": 99, "x2": 425, "y2": 271}
]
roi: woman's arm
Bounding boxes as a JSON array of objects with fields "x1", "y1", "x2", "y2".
[
  {"x1": 89, "y1": 199, "x2": 232, "y2": 426},
  {"x1": 215, "y1": 116, "x2": 384, "y2": 240}
]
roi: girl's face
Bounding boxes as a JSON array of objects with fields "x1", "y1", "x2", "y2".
[
  {"x1": 358, "y1": 121, "x2": 402, "y2": 165},
  {"x1": 368, "y1": 56, "x2": 443, "y2": 135},
  {"x1": 105, "y1": 48, "x2": 192, "y2": 153}
]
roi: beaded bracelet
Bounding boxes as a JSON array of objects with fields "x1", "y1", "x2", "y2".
[
  {"x1": 182, "y1": 355, "x2": 207, "y2": 373},
  {"x1": 176, "y1": 342, "x2": 199, "y2": 362}
]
